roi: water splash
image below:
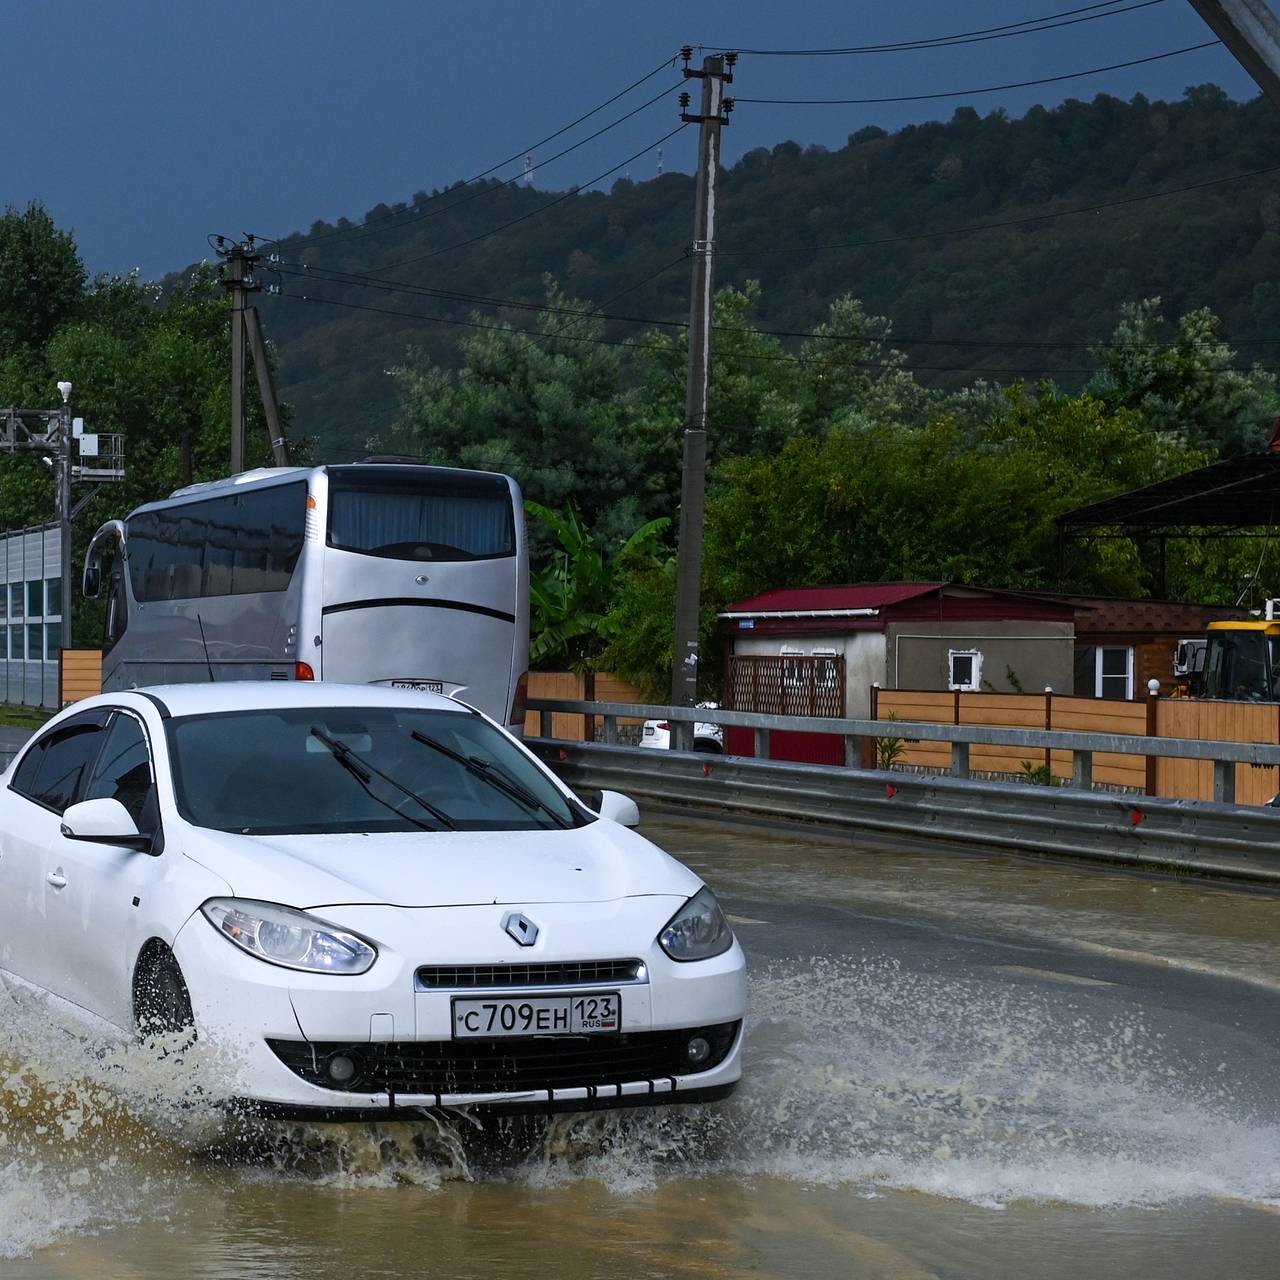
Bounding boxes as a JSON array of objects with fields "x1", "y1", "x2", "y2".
[
  {"x1": 0, "y1": 974, "x2": 227, "y2": 1258},
  {"x1": 2, "y1": 956, "x2": 1277, "y2": 1259}
]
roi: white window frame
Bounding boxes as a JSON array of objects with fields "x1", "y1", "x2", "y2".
[
  {"x1": 811, "y1": 646, "x2": 839, "y2": 689},
  {"x1": 780, "y1": 644, "x2": 805, "y2": 689},
  {"x1": 947, "y1": 648, "x2": 983, "y2": 692},
  {"x1": 1095, "y1": 645, "x2": 1134, "y2": 700}
]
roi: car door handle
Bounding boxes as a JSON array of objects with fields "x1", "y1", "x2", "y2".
[{"x1": 46, "y1": 870, "x2": 67, "y2": 889}]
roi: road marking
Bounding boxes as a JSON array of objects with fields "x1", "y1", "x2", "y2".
[
  {"x1": 995, "y1": 964, "x2": 1114, "y2": 988},
  {"x1": 1068, "y1": 939, "x2": 1280, "y2": 995},
  {"x1": 726, "y1": 913, "x2": 767, "y2": 926}
]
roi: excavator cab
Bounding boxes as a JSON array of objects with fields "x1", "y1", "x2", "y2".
[{"x1": 1201, "y1": 621, "x2": 1280, "y2": 701}]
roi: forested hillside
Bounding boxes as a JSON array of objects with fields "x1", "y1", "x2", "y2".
[{"x1": 251, "y1": 84, "x2": 1280, "y2": 454}]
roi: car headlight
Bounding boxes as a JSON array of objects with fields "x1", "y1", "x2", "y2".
[
  {"x1": 201, "y1": 898, "x2": 377, "y2": 975},
  {"x1": 658, "y1": 887, "x2": 733, "y2": 962}
]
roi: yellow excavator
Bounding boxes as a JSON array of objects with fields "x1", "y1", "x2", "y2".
[{"x1": 1190, "y1": 609, "x2": 1280, "y2": 701}]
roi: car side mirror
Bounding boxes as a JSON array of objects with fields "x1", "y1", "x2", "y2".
[
  {"x1": 60, "y1": 798, "x2": 153, "y2": 852},
  {"x1": 596, "y1": 789, "x2": 640, "y2": 827}
]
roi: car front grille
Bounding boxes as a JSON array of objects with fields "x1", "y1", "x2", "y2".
[
  {"x1": 267, "y1": 1022, "x2": 739, "y2": 1096},
  {"x1": 415, "y1": 959, "x2": 645, "y2": 989}
]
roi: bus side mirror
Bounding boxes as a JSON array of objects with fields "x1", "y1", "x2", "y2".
[{"x1": 83, "y1": 561, "x2": 101, "y2": 599}]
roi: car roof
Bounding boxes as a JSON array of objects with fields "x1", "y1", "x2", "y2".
[{"x1": 82, "y1": 682, "x2": 471, "y2": 719}]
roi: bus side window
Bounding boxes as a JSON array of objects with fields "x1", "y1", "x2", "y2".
[{"x1": 104, "y1": 562, "x2": 128, "y2": 650}]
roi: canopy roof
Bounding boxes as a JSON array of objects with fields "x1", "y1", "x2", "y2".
[{"x1": 1060, "y1": 449, "x2": 1280, "y2": 533}]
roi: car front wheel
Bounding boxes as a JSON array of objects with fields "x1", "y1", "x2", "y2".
[{"x1": 133, "y1": 943, "x2": 196, "y2": 1042}]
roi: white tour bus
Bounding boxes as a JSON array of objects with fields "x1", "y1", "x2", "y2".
[{"x1": 82, "y1": 463, "x2": 530, "y2": 730}]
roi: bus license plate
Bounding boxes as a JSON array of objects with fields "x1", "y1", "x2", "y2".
[
  {"x1": 392, "y1": 680, "x2": 443, "y2": 693},
  {"x1": 452, "y1": 992, "x2": 620, "y2": 1038}
]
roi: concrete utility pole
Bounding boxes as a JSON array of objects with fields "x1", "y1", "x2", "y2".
[
  {"x1": 669, "y1": 49, "x2": 735, "y2": 732},
  {"x1": 55, "y1": 382, "x2": 73, "y2": 655},
  {"x1": 1187, "y1": 1, "x2": 1280, "y2": 106},
  {"x1": 224, "y1": 240, "x2": 249, "y2": 474},
  {"x1": 216, "y1": 236, "x2": 291, "y2": 474}
]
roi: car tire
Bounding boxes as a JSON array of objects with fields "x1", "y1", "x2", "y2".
[
  {"x1": 133, "y1": 943, "x2": 196, "y2": 1042},
  {"x1": 693, "y1": 739, "x2": 723, "y2": 754}
]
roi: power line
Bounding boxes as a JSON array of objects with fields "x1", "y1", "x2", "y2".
[
  {"x1": 374, "y1": 124, "x2": 690, "y2": 272},
  {"x1": 736, "y1": 41, "x2": 1222, "y2": 104},
  {"x1": 707, "y1": 0, "x2": 1166, "y2": 56},
  {"x1": 262, "y1": 55, "x2": 680, "y2": 252},
  {"x1": 283, "y1": 80, "x2": 683, "y2": 262},
  {"x1": 272, "y1": 259, "x2": 1280, "y2": 355},
  {"x1": 275, "y1": 289, "x2": 1280, "y2": 376},
  {"x1": 717, "y1": 161, "x2": 1280, "y2": 257},
  {"x1": 597, "y1": 252, "x2": 691, "y2": 307}
]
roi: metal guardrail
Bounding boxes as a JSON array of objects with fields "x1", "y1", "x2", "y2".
[
  {"x1": 529, "y1": 737, "x2": 1280, "y2": 886},
  {"x1": 529, "y1": 697, "x2": 1280, "y2": 803},
  {"x1": 527, "y1": 697, "x2": 1280, "y2": 884}
]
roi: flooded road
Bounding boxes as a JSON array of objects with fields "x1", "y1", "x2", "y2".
[{"x1": 2, "y1": 813, "x2": 1278, "y2": 1278}]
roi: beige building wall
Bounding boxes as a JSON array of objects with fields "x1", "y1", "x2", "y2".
[{"x1": 886, "y1": 620, "x2": 1074, "y2": 694}]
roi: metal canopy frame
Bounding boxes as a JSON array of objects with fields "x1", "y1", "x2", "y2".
[
  {"x1": 1056, "y1": 450, "x2": 1280, "y2": 595},
  {"x1": 1059, "y1": 451, "x2": 1280, "y2": 538}
]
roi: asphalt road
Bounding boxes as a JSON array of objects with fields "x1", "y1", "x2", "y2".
[{"x1": 2, "y1": 806, "x2": 1278, "y2": 1279}]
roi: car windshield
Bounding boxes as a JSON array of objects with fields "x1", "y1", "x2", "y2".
[{"x1": 166, "y1": 706, "x2": 585, "y2": 834}]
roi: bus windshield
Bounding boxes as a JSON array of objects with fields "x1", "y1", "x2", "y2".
[{"x1": 327, "y1": 467, "x2": 515, "y2": 563}]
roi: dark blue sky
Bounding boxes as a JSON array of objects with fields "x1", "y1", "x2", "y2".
[{"x1": 0, "y1": 1, "x2": 1257, "y2": 278}]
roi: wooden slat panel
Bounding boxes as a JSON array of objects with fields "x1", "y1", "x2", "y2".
[
  {"x1": 527, "y1": 672, "x2": 583, "y2": 739},
  {"x1": 1155, "y1": 700, "x2": 1280, "y2": 803},
  {"x1": 592, "y1": 674, "x2": 647, "y2": 725},
  {"x1": 58, "y1": 649, "x2": 103, "y2": 704}
]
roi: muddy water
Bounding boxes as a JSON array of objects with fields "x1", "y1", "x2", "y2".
[{"x1": 2, "y1": 819, "x2": 1279, "y2": 1278}]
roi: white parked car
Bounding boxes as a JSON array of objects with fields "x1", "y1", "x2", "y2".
[
  {"x1": 0, "y1": 684, "x2": 746, "y2": 1117},
  {"x1": 640, "y1": 703, "x2": 725, "y2": 754}
]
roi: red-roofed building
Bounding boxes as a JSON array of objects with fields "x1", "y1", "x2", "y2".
[{"x1": 721, "y1": 582, "x2": 1077, "y2": 721}]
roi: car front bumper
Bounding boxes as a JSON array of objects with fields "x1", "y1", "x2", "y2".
[{"x1": 173, "y1": 898, "x2": 746, "y2": 1114}]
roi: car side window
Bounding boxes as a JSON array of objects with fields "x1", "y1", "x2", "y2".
[
  {"x1": 11, "y1": 715, "x2": 110, "y2": 815},
  {"x1": 83, "y1": 713, "x2": 157, "y2": 833}
]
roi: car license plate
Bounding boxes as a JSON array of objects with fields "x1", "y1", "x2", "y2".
[
  {"x1": 392, "y1": 680, "x2": 443, "y2": 693},
  {"x1": 452, "y1": 992, "x2": 620, "y2": 1038}
]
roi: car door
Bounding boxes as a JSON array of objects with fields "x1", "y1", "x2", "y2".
[
  {"x1": 43, "y1": 709, "x2": 164, "y2": 1027},
  {"x1": 0, "y1": 712, "x2": 110, "y2": 993}
]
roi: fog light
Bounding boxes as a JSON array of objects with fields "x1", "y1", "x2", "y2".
[
  {"x1": 326, "y1": 1052, "x2": 359, "y2": 1084},
  {"x1": 686, "y1": 1036, "x2": 711, "y2": 1067}
]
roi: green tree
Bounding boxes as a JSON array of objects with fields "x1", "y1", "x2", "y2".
[
  {"x1": 527, "y1": 501, "x2": 668, "y2": 672},
  {"x1": 1088, "y1": 298, "x2": 1279, "y2": 456},
  {"x1": 386, "y1": 283, "x2": 642, "y2": 545},
  {"x1": 701, "y1": 386, "x2": 1193, "y2": 611},
  {"x1": 0, "y1": 203, "x2": 85, "y2": 356}
]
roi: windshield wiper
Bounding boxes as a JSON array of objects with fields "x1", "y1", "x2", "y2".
[
  {"x1": 409, "y1": 730, "x2": 571, "y2": 829},
  {"x1": 309, "y1": 726, "x2": 457, "y2": 831}
]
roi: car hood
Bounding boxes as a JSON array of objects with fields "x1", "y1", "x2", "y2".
[{"x1": 179, "y1": 818, "x2": 703, "y2": 910}]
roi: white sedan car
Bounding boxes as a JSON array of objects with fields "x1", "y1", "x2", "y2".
[
  {"x1": 0, "y1": 683, "x2": 745, "y2": 1118},
  {"x1": 639, "y1": 704, "x2": 724, "y2": 754}
]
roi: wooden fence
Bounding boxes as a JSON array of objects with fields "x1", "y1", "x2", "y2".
[
  {"x1": 876, "y1": 688, "x2": 1280, "y2": 804},
  {"x1": 724, "y1": 654, "x2": 846, "y2": 718},
  {"x1": 57, "y1": 649, "x2": 103, "y2": 706},
  {"x1": 525, "y1": 672, "x2": 646, "y2": 741}
]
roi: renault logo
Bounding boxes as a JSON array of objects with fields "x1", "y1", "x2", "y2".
[{"x1": 502, "y1": 911, "x2": 539, "y2": 947}]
